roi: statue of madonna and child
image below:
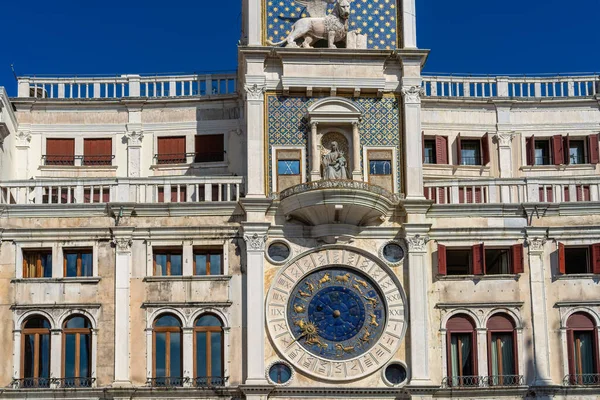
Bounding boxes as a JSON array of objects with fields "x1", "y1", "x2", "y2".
[{"x1": 321, "y1": 141, "x2": 349, "y2": 180}]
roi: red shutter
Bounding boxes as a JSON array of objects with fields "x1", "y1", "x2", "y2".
[
  {"x1": 563, "y1": 135, "x2": 571, "y2": 165},
  {"x1": 591, "y1": 243, "x2": 600, "y2": 274},
  {"x1": 456, "y1": 133, "x2": 462, "y2": 165},
  {"x1": 588, "y1": 134, "x2": 599, "y2": 164},
  {"x1": 472, "y1": 243, "x2": 485, "y2": 275},
  {"x1": 526, "y1": 136, "x2": 535, "y2": 166},
  {"x1": 458, "y1": 187, "x2": 465, "y2": 204},
  {"x1": 436, "y1": 136, "x2": 448, "y2": 164},
  {"x1": 84, "y1": 138, "x2": 112, "y2": 165},
  {"x1": 46, "y1": 138, "x2": 75, "y2": 165},
  {"x1": 481, "y1": 133, "x2": 490, "y2": 165},
  {"x1": 438, "y1": 244, "x2": 447, "y2": 275},
  {"x1": 553, "y1": 135, "x2": 564, "y2": 165},
  {"x1": 195, "y1": 134, "x2": 224, "y2": 163},
  {"x1": 558, "y1": 242, "x2": 566, "y2": 274},
  {"x1": 511, "y1": 244, "x2": 524, "y2": 274},
  {"x1": 422, "y1": 132, "x2": 425, "y2": 163},
  {"x1": 583, "y1": 185, "x2": 590, "y2": 201},
  {"x1": 158, "y1": 136, "x2": 186, "y2": 164}
]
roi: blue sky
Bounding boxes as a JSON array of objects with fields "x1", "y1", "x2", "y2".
[{"x1": 1, "y1": 0, "x2": 599, "y2": 96}]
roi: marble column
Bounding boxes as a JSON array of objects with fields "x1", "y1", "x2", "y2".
[
  {"x1": 244, "y1": 84, "x2": 267, "y2": 197},
  {"x1": 242, "y1": 223, "x2": 270, "y2": 385},
  {"x1": 526, "y1": 236, "x2": 553, "y2": 385},
  {"x1": 15, "y1": 131, "x2": 31, "y2": 180},
  {"x1": 113, "y1": 236, "x2": 133, "y2": 386},
  {"x1": 182, "y1": 327, "x2": 194, "y2": 386},
  {"x1": 50, "y1": 329, "x2": 62, "y2": 388},
  {"x1": 476, "y1": 328, "x2": 489, "y2": 377},
  {"x1": 352, "y1": 121, "x2": 361, "y2": 180},
  {"x1": 310, "y1": 121, "x2": 320, "y2": 181},
  {"x1": 245, "y1": 0, "x2": 262, "y2": 46},
  {"x1": 495, "y1": 132, "x2": 515, "y2": 179},
  {"x1": 125, "y1": 130, "x2": 143, "y2": 178},
  {"x1": 401, "y1": 84, "x2": 425, "y2": 199},
  {"x1": 406, "y1": 231, "x2": 433, "y2": 385}
]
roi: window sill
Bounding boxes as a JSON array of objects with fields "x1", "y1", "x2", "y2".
[
  {"x1": 521, "y1": 164, "x2": 596, "y2": 173},
  {"x1": 423, "y1": 163, "x2": 491, "y2": 177},
  {"x1": 39, "y1": 165, "x2": 117, "y2": 171},
  {"x1": 437, "y1": 274, "x2": 520, "y2": 281},
  {"x1": 143, "y1": 275, "x2": 232, "y2": 282},
  {"x1": 12, "y1": 277, "x2": 101, "y2": 284},
  {"x1": 555, "y1": 273, "x2": 599, "y2": 280},
  {"x1": 150, "y1": 161, "x2": 228, "y2": 171}
]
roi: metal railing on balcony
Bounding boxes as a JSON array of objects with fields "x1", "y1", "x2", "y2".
[
  {"x1": 564, "y1": 373, "x2": 600, "y2": 386},
  {"x1": 11, "y1": 377, "x2": 51, "y2": 388},
  {"x1": 192, "y1": 376, "x2": 228, "y2": 387},
  {"x1": 147, "y1": 377, "x2": 185, "y2": 387},
  {"x1": 17, "y1": 73, "x2": 237, "y2": 99},
  {"x1": 54, "y1": 377, "x2": 96, "y2": 388},
  {"x1": 442, "y1": 375, "x2": 524, "y2": 388},
  {"x1": 423, "y1": 74, "x2": 600, "y2": 99},
  {"x1": 424, "y1": 176, "x2": 600, "y2": 205},
  {"x1": 42, "y1": 154, "x2": 115, "y2": 166},
  {"x1": 0, "y1": 176, "x2": 244, "y2": 205}
]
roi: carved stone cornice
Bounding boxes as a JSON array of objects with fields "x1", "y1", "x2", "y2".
[
  {"x1": 15, "y1": 131, "x2": 31, "y2": 148},
  {"x1": 243, "y1": 232, "x2": 268, "y2": 252},
  {"x1": 494, "y1": 132, "x2": 516, "y2": 147},
  {"x1": 406, "y1": 234, "x2": 430, "y2": 252},
  {"x1": 113, "y1": 237, "x2": 133, "y2": 253},
  {"x1": 125, "y1": 130, "x2": 144, "y2": 147},
  {"x1": 401, "y1": 85, "x2": 425, "y2": 104},
  {"x1": 526, "y1": 237, "x2": 547, "y2": 254},
  {"x1": 244, "y1": 84, "x2": 267, "y2": 101}
]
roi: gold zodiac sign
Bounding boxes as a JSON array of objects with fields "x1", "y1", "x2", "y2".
[
  {"x1": 352, "y1": 283, "x2": 363, "y2": 294},
  {"x1": 335, "y1": 273, "x2": 350, "y2": 283},
  {"x1": 364, "y1": 295, "x2": 378, "y2": 308},
  {"x1": 369, "y1": 313, "x2": 379, "y2": 327},
  {"x1": 292, "y1": 319, "x2": 319, "y2": 345},
  {"x1": 294, "y1": 304, "x2": 305, "y2": 313},
  {"x1": 305, "y1": 281, "x2": 315, "y2": 293},
  {"x1": 360, "y1": 329, "x2": 371, "y2": 343},
  {"x1": 354, "y1": 278, "x2": 368, "y2": 287},
  {"x1": 298, "y1": 290, "x2": 311, "y2": 297},
  {"x1": 306, "y1": 336, "x2": 328, "y2": 349},
  {"x1": 335, "y1": 343, "x2": 355, "y2": 355},
  {"x1": 318, "y1": 273, "x2": 331, "y2": 287}
]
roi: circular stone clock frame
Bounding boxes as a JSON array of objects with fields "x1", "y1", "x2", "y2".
[{"x1": 266, "y1": 246, "x2": 408, "y2": 381}]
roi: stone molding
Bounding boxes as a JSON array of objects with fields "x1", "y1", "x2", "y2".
[
  {"x1": 244, "y1": 84, "x2": 267, "y2": 101},
  {"x1": 279, "y1": 179, "x2": 400, "y2": 203},
  {"x1": 401, "y1": 85, "x2": 425, "y2": 104},
  {"x1": 244, "y1": 232, "x2": 268, "y2": 252},
  {"x1": 406, "y1": 234, "x2": 429, "y2": 252},
  {"x1": 494, "y1": 131, "x2": 516, "y2": 147}
]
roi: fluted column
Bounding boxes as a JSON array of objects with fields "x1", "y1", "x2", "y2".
[
  {"x1": 310, "y1": 121, "x2": 320, "y2": 181},
  {"x1": 401, "y1": 85, "x2": 425, "y2": 199},
  {"x1": 113, "y1": 235, "x2": 133, "y2": 386},
  {"x1": 526, "y1": 235, "x2": 553, "y2": 385}
]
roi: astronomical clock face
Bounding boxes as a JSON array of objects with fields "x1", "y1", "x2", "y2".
[{"x1": 267, "y1": 248, "x2": 407, "y2": 381}]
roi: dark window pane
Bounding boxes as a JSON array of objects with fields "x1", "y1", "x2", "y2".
[
  {"x1": 65, "y1": 253, "x2": 78, "y2": 277},
  {"x1": 565, "y1": 247, "x2": 589, "y2": 274},
  {"x1": 534, "y1": 140, "x2": 550, "y2": 165},
  {"x1": 369, "y1": 160, "x2": 392, "y2": 175},
  {"x1": 39, "y1": 334, "x2": 50, "y2": 378},
  {"x1": 569, "y1": 140, "x2": 586, "y2": 164},
  {"x1": 461, "y1": 140, "x2": 481, "y2": 166},
  {"x1": 170, "y1": 255, "x2": 182, "y2": 276},
  {"x1": 155, "y1": 332, "x2": 166, "y2": 377},
  {"x1": 64, "y1": 334, "x2": 76, "y2": 378},
  {"x1": 170, "y1": 333, "x2": 181, "y2": 378},
  {"x1": 24, "y1": 335, "x2": 35, "y2": 378},
  {"x1": 490, "y1": 333, "x2": 515, "y2": 376},
  {"x1": 155, "y1": 254, "x2": 167, "y2": 276},
  {"x1": 485, "y1": 249, "x2": 511, "y2": 275},
  {"x1": 424, "y1": 140, "x2": 436, "y2": 164},
  {"x1": 155, "y1": 315, "x2": 181, "y2": 327},
  {"x1": 446, "y1": 249, "x2": 471, "y2": 275},
  {"x1": 209, "y1": 254, "x2": 222, "y2": 275},
  {"x1": 42, "y1": 254, "x2": 52, "y2": 278},
  {"x1": 195, "y1": 254, "x2": 207, "y2": 275},
  {"x1": 269, "y1": 363, "x2": 292, "y2": 384},
  {"x1": 81, "y1": 253, "x2": 93, "y2": 277},
  {"x1": 211, "y1": 332, "x2": 222, "y2": 377},
  {"x1": 66, "y1": 316, "x2": 90, "y2": 329},
  {"x1": 196, "y1": 315, "x2": 222, "y2": 327},
  {"x1": 268, "y1": 243, "x2": 290, "y2": 262},
  {"x1": 574, "y1": 331, "x2": 595, "y2": 375},
  {"x1": 277, "y1": 160, "x2": 300, "y2": 175},
  {"x1": 25, "y1": 317, "x2": 51, "y2": 329},
  {"x1": 196, "y1": 332, "x2": 207, "y2": 376},
  {"x1": 80, "y1": 334, "x2": 91, "y2": 378}
]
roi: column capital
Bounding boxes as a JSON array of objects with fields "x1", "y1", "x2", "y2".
[
  {"x1": 244, "y1": 83, "x2": 267, "y2": 101},
  {"x1": 526, "y1": 237, "x2": 547, "y2": 254},
  {"x1": 15, "y1": 131, "x2": 32, "y2": 148},
  {"x1": 243, "y1": 232, "x2": 268, "y2": 252},
  {"x1": 494, "y1": 131, "x2": 516, "y2": 147},
  {"x1": 125, "y1": 130, "x2": 144, "y2": 147},
  {"x1": 113, "y1": 237, "x2": 133, "y2": 253},
  {"x1": 401, "y1": 85, "x2": 425, "y2": 104},
  {"x1": 310, "y1": 121, "x2": 319, "y2": 128},
  {"x1": 406, "y1": 234, "x2": 430, "y2": 252}
]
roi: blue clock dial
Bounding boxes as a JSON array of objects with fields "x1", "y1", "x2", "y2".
[{"x1": 288, "y1": 268, "x2": 386, "y2": 361}]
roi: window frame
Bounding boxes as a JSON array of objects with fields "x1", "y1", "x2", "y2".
[
  {"x1": 22, "y1": 249, "x2": 53, "y2": 279},
  {"x1": 456, "y1": 133, "x2": 489, "y2": 167},
  {"x1": 193, "y1": 315, "x2": 224, "y2": 384},
  {"x1": 152, "y1": 315, "x2": 183, "y2": 385},
  {"x1": 63, "y1": 248, "x2": 93, "y2": 278},
  {"x1": 566, "y1": 312, "x2": 600, "y2": 384},
  {"x1": 153, "y1": 248, "x2": 184, "y2": 277},
  {"x1": 486, "y1": 314, "x2": 519, "y2": 386},
  {"x1": 21, "y1": 317, "x2": 52, "y2": 386},
  {"x1": 446, "y1": 315, "x2": 478, "y2": 386},
  {"x1": 82, "y1": 138, "x2": 113, "y2": 166},
  {"x1": 62, "y1": 316, "x2": 92, "y2": 386},
  {"x1": 193, "y1": 249, "x2": 224, "y2": 276}
]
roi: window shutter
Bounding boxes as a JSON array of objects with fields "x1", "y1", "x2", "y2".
[
  {"x1": 526, "y1": 136, "x2": 535, "y2": 166},
  {"x1": 591, "y1": 243, "x2": 600, "y2": 274},
  {"x1": 481, "y1": 133, "x2": 490, "y2": 165},
  {"x1": 588, "y1": 134, "x2": 600, "y2": 164},
  {"x1": 437, "y1": 244, "x2": 447, "y2": 275},
  {"x1": 472, "y1": 243, "x2": 485, "y2": 275},
  {"x1": 196, "y1": 134, "x2": 225, "y2": 162},
  {"x1": 436, "y1": 136, "x2": 448, "y2": 164},
  {"x1": 511, "y1": 244, "x2": 524, "y2": 274},
  {"x1": 563, "y1": 135, "x2": 571, "y2": 165},
  {"x1": 552, "y1": 134, "x2": 564, "y2": 165},
  {"x1": 456, "y1": 133, "x2": 462, "y2": 165},
  {"x1": 46, "y1": 138, "x2": 75, "y2": 165},
  {"x1": 558, "y1": 242, "x2": 566, "y2": 274}
]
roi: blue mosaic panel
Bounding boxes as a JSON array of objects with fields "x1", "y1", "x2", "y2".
[
  {"x1": 265, "y1": 0, "x2": 399, "y2": 50},
  {"x1": 266, "y1": 95, "x2": 402, "y2": 193}
]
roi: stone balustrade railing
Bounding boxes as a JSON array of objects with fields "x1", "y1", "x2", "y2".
[
  {"x1": 17, "y1": 73, "x2": 237, "y2": 99},
  {"x1": 424, "y1": 176, "x2": 600, "y2": 205},
  {"x1": 422, "y1": 74, "x2": 600, "y2": 99},
  {"x1": 0, "y1": 176, "x2": 243, "y2": 205}
]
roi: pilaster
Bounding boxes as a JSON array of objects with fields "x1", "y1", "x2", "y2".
[
  {"x1": 402, "y1": 0, "x2": 418, "y2": 48},
  {"x1": 310, "y1": 121, "x2": 320, "y2": 181},
  {"x1": 113, "y1": 231, "x2": 134, "y2": 387},
  {"x1": 401, "y1": 80, "x2": 425, "y2": 200},
  {"x1": 50, "y1": 329, "x2": 62, "y2": 387},
  {"x1": 244, "y1": 82, "x2": 267, "y2": 197},
  {"x1": 352, "y1": 121, "x2": 361, "y2": 180},
  {"x1": 525, "y1": 232, "x2": 553, "y2": 386},
  {"x1": 494, "y1": 132, "x2": 516, "y2": 179},
  {"x1": 125, "y1": 129, "x2": 144, "y2": 178},
  {"x1": 15, "y1": 131, "x2": 31, "y2": 179}
]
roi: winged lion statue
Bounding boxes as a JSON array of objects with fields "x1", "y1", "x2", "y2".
[{"x1": 267, "y1": 0, "x2": 353, "y2": 49}]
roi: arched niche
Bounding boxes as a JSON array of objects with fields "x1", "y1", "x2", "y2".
[{"x1": 307, "y1": 97, "x2": 362, "y2": 181}]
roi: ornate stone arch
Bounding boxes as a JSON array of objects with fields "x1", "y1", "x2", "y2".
[
  {"x1": 189, "y1": 307, "x2": 230, "y2": 328},
  {"x1": 483, "y1": 308, "x2": 523, "y2": 330},
  {"x1": 15, "y1": 309, "x2": 56, "y2": 330},
  {"x1": 57, "y1": 308, "x2": 99, "y2": 330},
  {"x1": 440, "y1": 308, "x2": 483, "y2": 330},
  {"x1": 560, "y1": 307, "x2": 600, "y2": 329},
  {"x1": 146, "y1": 307, "x2": 187, "y2": 329}
]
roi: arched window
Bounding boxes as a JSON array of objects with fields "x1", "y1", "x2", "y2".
[
  {"x1": 567, "y1": 312, "x2": 600, "y2": 385},
  {"x1": 153, "y1": 314, "x2": 182, "y2": 387},
  {"x1": 194, "y1": 314, "x2": 224, "y2": 386},
  {"x1": 22, "y1": 316, "x2": 51, "y2": 388},
  {"x1": 487, "y1": 313, "x2": 518, "y2": 386},
  {"x1": 63, "y1": 315, "x2": 92, "y2": 387},
  {"x1": 446, "y1": 314, "x2": 477, "y2": 387}
]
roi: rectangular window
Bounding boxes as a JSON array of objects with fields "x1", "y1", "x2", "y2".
[
  {"x1": 157, "y1": 137, "x2": 186, "y2": 164},
  {"x1": 277, "y1": 160, "x2": 300, "y2": 175},
  {"x1": 424, "y1": 139, "x2": 436, "y2": 164},
  {"x1": 23, "y1": 250, "x2": 52, "y2": 278},
  {"x1": 63, "y1": 249, "x2": 93, "y2": 277},
  {"x1": 446, "y1": 249, "x2": 471, "y2": 275},
  {"x1": 83, "y1": 138, "x2": 112, "y2": 166},
  {"x1": 568, "y1": 139, "x2": 586, "y2": 165},
  {"x1": 153, "y1": 248, "x2": 183, "y2": 276},
  {"x1": 534, "y1": 140, "x2": 551, "y2": 165},
  {"x1": 194, "y1": 249, "x2": 223, "y2": 275},
  {"x1": 564, "y1": 247, "x2": 590, "y2": 274},
  {"x1": 460, "y1": 140, "x2": 481, "y2": 166},
  {"x1": 46, "y1": 138, "x2": 75, "y2": 166},
  {"x1": 369, "y1": 160, "x2": 392, "y2": 175},
  {"x1": 485, "y1": 249, "x2": 511, "y2": 275},
  {"x1": 195, "y1": 134, "x2": 224, "y2": 163},
  {"x1": 573, "y1": 331, "x2": 595, "y2": 376},
  {"x1": 450, "y1": 333, "x2": 475, "y2": 386},
  {"x1": 489, "y1": 333, "x2": 516, "y2": 384}
]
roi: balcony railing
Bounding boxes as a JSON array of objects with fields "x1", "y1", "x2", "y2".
[
  {"x1": 564, "y1": 373, "x2": 600, "y2": 386},
  {"x1": 147, "y1": 377, "x2": 185, "y2": 388},
  {"x1": 11, "y1": 377, "x2": 51, "y2": 388},
  {"x1": 423, "y1": 74, "x2": 600, "y2": 99},
  {"x1": 54, "y1": 377, "x2": 96, "y2": 388},
  {"x1": 0, "y1": 176, "x2": 243, "y2": 205},
  {"x1": 424, "y1": 176, "x2": 600, "y2": 205},
  {"x1": 442, "y1": 375, "x2": 524, "y2": 388},
  {"x1": 193, "y1": 376, "x2": 228, "y2": 387},
  {"x1": 17, "y1": 73, "x2": 237, "y2": 99},
  {"x1": 42, "y1": 154, "x2": 115, "y2": 166}
]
